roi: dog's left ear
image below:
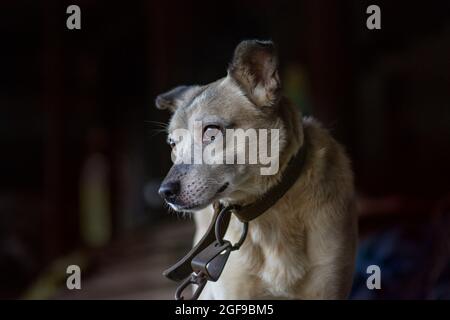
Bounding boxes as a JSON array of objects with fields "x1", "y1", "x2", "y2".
[
  {"x1": 155, "y1": 85, "x2": 203, "y2": 112},
  {"x1": 228, "y1": 40, "x2": 281, "y2": 107}
]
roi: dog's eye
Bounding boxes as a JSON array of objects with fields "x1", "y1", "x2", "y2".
[
  {"x1": 168, "y1": 138, "x2": 176, "y2": 148},
  {"x1": 203, "y1": 125, "x2": 221, "y2": 143}
]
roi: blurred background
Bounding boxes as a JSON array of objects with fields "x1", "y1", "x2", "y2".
[{"x1": 0, "y1": 0, "x2": 449, "y2": 299}]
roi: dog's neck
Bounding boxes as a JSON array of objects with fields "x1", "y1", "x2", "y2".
[{"x1": 265, "y1": 96, "x2": 304, "y2": 188}]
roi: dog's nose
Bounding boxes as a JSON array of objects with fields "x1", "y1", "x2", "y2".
[{"x1": 158, "y1": 181, "x2": 180, "y2": 200}]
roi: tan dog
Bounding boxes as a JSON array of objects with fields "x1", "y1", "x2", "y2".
[{"x1": 156, "y1": 40, "x2": 357, "y2": 299}]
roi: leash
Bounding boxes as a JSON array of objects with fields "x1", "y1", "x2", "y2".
[{"x1": 163, "y1": 134, "x2": 308, "y2": 300}]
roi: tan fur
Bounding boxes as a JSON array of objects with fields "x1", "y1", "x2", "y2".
[
  {"x1": 194, "y1": 113, "x2": 357, "y2": 299},
  {"x1": 157, "y1": 40, "x2": 357, "y2": 299}
]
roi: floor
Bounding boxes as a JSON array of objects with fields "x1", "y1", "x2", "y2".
[{"x1": 53, "y1": 218, "x2": 196, "y2": 300}]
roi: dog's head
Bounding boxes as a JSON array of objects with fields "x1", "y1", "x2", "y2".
[{"x1": 156, "y1": 40, "x2": 290, "y2": 212}]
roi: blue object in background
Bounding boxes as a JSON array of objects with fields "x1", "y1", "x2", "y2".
[{"x1": 350, "y1": 216, "x2": 450, "y2": 299}]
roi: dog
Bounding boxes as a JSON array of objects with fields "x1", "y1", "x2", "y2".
[{"x1": 156, "y1": 40, "x2": 357, "y2": 299}]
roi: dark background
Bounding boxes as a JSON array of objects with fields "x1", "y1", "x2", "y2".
[{"x1": 0, "y1": 0, "x2": 449, "y2": 299}]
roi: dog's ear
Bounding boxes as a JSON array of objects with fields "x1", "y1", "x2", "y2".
[
  {"x1": 155, "y1": 85, "x2": 202, "y2": 112},
  {"x1": 228, "y1": 40, "x2": 281, "y2": 107}
]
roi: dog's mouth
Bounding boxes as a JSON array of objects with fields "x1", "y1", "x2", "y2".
[
  {"x1": 167, "y1": 182, "x2": 229, "y2": 212},
  {"x1": 216, "y1": 182, "x2": 229, "y2": 194}
]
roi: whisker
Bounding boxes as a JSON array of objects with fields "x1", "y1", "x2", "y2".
[
  {"x1": 145, "y1": 120, "x2": 169, "y2": 129},
  {"x1": 147, "y1": 128, "x2": 168, "y2": 138}
]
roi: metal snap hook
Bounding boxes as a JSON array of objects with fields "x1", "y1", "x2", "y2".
[
  {"x1": 231, "y1": 221, "x2": 248, "y2": 250},
  {"x1": 175, "y1": 271, "x2": 207, "y2": 300}
]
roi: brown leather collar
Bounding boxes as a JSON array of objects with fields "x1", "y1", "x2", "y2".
[
  {"x1": 163, "y1": 132, "x2": 308, "y2": 297},
  {"x1": 234, "y1": 137, "x2": 308, "y2": 222}
]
